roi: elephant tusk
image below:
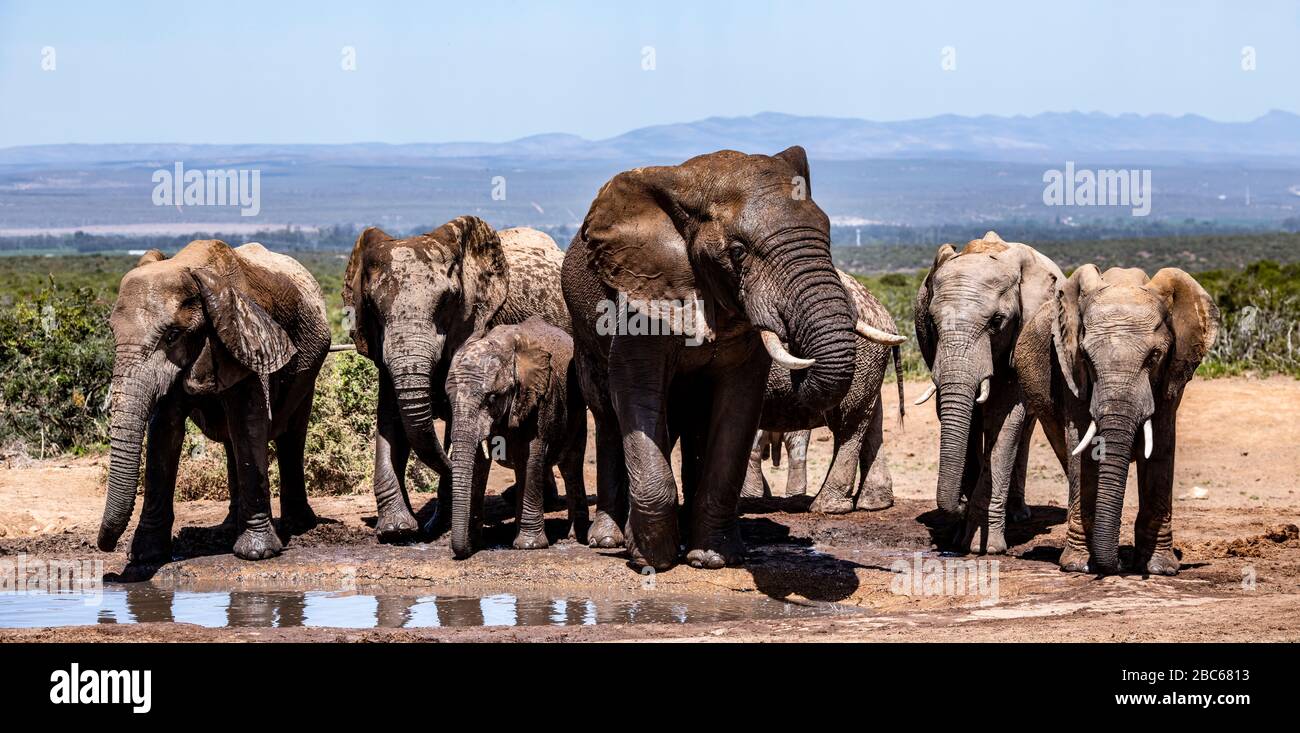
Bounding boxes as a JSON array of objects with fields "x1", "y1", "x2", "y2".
[
  {"x1": 914, "y1": 382, "x2": 937, "y2": 406},
  {"x1": 760, "y1": 330, "x2": 815, "y2": 370},
  {"x1": 975, "y1": 378, "x2": 991, "y2": 405},
  {"x1": 1072, "y1": 421, "x2": 1098, "y2": 456},
  {"x1": 1143, "y1": 419, "x2": 1153, "y2": 459},
  {"x1": 480, "y1": 440, "x2": 491, "y2": 459},
  {"x1": 447, "y1": 444, "x2": 454, "y2": 459},
  {"x1": 855, "y1": 320, "x2": 906, "y2": 345}
]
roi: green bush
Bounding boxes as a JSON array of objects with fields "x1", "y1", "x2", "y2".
[{"x1": 0, "y1": 282, "x2": 113, "y2": 455}]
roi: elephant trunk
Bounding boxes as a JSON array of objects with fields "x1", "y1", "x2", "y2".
[
  {"x1": 97, "y1": 372, "x2": 159, "y2": 551},
  {"x1": 777, "y1": 256, "x2": 856, "y2": 413},
  {"x1": 1091, "y1": 413, "x2": 1138, "y2": 574},
  {"x1": 448, "y1": 417, "x2": 484, "y2": 560},
  {"x1": 388, "y1": 353, "x2": 450, "y2": 475},
  {"x1": 934, "y1": 378, "x2": 977, "y2": 516}
]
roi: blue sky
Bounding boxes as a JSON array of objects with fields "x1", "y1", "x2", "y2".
[{"x1": 1, "y1": 0, "x2": 1297, "y2": 146}]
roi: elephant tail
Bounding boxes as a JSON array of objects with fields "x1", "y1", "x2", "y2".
[{"x1": 892, "y1": 344, "x2": 905, "y2": 427}]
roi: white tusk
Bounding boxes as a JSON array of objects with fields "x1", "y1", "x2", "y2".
[
  {"x1": 975, "y1": 378, "x2": 991, "y2": 405},
  {"x1": 1072, "y1": 421, "x2": 1098, "y2": 456},
  {"x1": 447, "y1": 444, "x2": 454, "y2": 459},
  {"x1": 760, "y1": 330, "x2": 815, "y2": 370},
  {"x1": 1143, "y1": 419, "x2": 1153, "y2": 459},
  {"x1": 480, "y1": 440, "x2": 491, "y2": 459},
  {"x1": 855, "y1": 320, "x2": 907, "y2": 345},
  {"x1": 914, "y1": 383, "x2": 937, "y2": 406}
]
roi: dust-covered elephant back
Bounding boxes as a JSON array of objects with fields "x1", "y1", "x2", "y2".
[{"x1": 492, "y1": 227, "x2": 571, "y2": 333}]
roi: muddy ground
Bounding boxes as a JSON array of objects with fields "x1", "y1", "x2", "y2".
[{"x1": 2, "y1": 376, "x2": 1298, "y2": 642}]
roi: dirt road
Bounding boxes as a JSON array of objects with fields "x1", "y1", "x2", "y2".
[{"x1": 2, "y1": 376, "x2": 1297, "y2": 642}]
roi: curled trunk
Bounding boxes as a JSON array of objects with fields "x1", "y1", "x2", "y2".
[
  {"x1": 97, "y1": 373, "x2": 159, "y2": 551},
  {"x1": 778, "y1": 259, "x2": 856, "y2": 413},
  {"x1": 1091, "y1": 415, "x2": 1137, "y2": 574},
  {"x1": 389, "y1": 357, "x2": 451, "y2": 474}
]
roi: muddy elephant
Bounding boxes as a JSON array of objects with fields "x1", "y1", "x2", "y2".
[
  {"x1": 97, "y1": 241, "x2": 330, "y2": 562},
  {"x1": 343, "y1": 217, "x2": 570, "y2": 539},
  {"x1": 444, "y1": 318, "x2": 588, "y2": 558},
  {"x1": 744, "y1": 269, "x2": 906, "y2": 511},
  {"x1": 1015, "y1": 265, "x2": 1218, "y2": 575},
  {"x1": 914, "y1": 231, "x2": 1064, "y2": 554},
  {"x1": 562, "y1": 146, "x2": 899, "y2": 571}
]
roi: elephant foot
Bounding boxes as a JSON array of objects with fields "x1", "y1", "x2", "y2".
[
  {"x1": 784, "y1": 483, "x2": 807, "y2": 498},
  {"x1": 568, "y1": 515, "x2": 590, "y2": 545},
  {"x1": 234, "y1": 523, "x2": 283, "y2": 561},
  {"x1": 626, "y1": 517, "x2": 680, "y2": 572},
  {"x1": 855, "y1": 487, "x2": 894, "y2": 512},
  {"x1": 1007, "y1": 500, "x2": 1032, "y2": 524},
  {"x1": 588, "y1": 511, "x2": 624, "y2": 549},
  {"x1": 513, "y1": 529, "x2": 550, "y2": 550},
  {"x1": 1058, "y1": 545, "x2": 1091, "y2": 573},
  {"x1": 279, "y1": 503, "x2": 319, "y2": 536},
  {"x1": 809, "y1": 490, "x2": 855, "y2": 515},
  {"x1": 127, "y1": 527, "x2": 173, "y2": 564},
  {"x1": 1144, "y1": 549, "x2": 1180, "y2": 576},
  {"x1": 375, "y1": 502, "x2": 419, "y2": 541},
  {"x1": 686, "y1": 526, "x2": 745, "y2": 570}
]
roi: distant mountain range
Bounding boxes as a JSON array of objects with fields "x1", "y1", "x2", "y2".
[{"x1": 4, "y1": 110, "x2": 1300, "y2": 166}]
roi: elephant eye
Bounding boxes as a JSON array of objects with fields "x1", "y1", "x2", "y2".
[
  {"x1": 989, "y1": 314, "x2": 1005, "y2": 330},
  {"x1": 163, "y1": 326, "x2": 183, "y2": 344},
  {"x1": 728, "y1": 242, "x2": 746, "y2": 266}
]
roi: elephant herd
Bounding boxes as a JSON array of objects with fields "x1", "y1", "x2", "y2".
[{"x1": 95, "y1": 146, "x2": 1218, "y2": 577}]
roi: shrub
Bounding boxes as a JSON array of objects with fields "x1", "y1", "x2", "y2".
[{"x1": 0, "y1": 282, "x2": 113, "y2": 455}]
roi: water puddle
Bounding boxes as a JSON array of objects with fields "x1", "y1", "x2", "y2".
[{"x1": 0, "y1": 586, "x2": 855, "y2": 629}]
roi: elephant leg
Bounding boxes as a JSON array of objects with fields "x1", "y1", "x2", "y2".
[
  {"x1": 224, "y1": 379, "x2": 281, "y2": 560},
  {"x1": 1136, "y1": 416, "x2": 1179, "y2": 575},
  {"x1": 1007, "y1": 414, "x2": 1034, "y2": 523},
  {"x1": 686, "y1": 363, "x2": 766, "y2": 570},
  {"x1": 275, "y1": 395, "x2": 318, "y2": 535},
  {"x1": 558, "y1": 442, "x2": 589, "y2": 544},
  {"x1": 962, "y1": 397, "x2": 1025, "y2": 555},
  {"x1": 1059, "y1": 417, "x2": 1093, "y2": 573},
  {"x1": 610, "y1": 334, "x2": 680, "y2": 570},
  {"x1": 740, "y1": 431, "x2": 773, "y2": 499},
  {"x1": 855, "y1": 398, "x2": 893, "y2": 510},
  {"x1": 588, "y1": 406, "x2": 628, "y2": 549},
  {"x1": 513, "y1": 438, "x2": 550, "y2": 550},
  {"x1": 221, "y1": 442, "x2": 240, "y2": 527},
  {"x1": 810, "y1": 414, "x2": 863, "y2": 514},
  {"x1": 373, "y1": 371, "x2": 419, "y2": 539},
  {"x1": 783, "y1": 430, "x2": 810, "y2": 498},
  {"x1": 130, "y1": 396, "x2": 186, "y2": 563}
]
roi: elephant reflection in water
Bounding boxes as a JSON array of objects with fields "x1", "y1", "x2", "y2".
[{"x1": 226, "y1": 592, "x2": 306, "y2": 627}]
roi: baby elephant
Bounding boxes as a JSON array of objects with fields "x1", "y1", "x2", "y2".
[
  {"x1": 444, "y1": 318, "x2": 588, "y2": 559},
  {"x1": 1016, "y1": 265, "x2": 1218, "y2": 575}
]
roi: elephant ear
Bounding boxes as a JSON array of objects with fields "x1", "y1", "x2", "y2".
[
  {"x1": 342, "y1": 226, "x2": 392, "y2": 358},
  {"x1": 510, "y1": 330, "x2": 553, "y2": 429},
  {"x1": 1052, "y1": 264, "x2": 1104, "y2": 399},
  {"x1": 581, "y1": 165, "x2": 714, "y2": 342},
  {"x1": 188, "y1": 265, "x2": 296, "y2": 391},
  {"x1": 1007, "y1": 242, "x2": 1063, "y2": 363},
  {"x1": 913, "y1": 243, "x2": 957, "y2": 371},
  {"x1": 773, "y1": 145, "x2": 812, "y2": 197},
  {"x1": 1148, "y1": 268, "x2": 1219, "y2": 400},
  {"x1": 438, "y1": 216, "x2": 508, "y2": 338}
]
